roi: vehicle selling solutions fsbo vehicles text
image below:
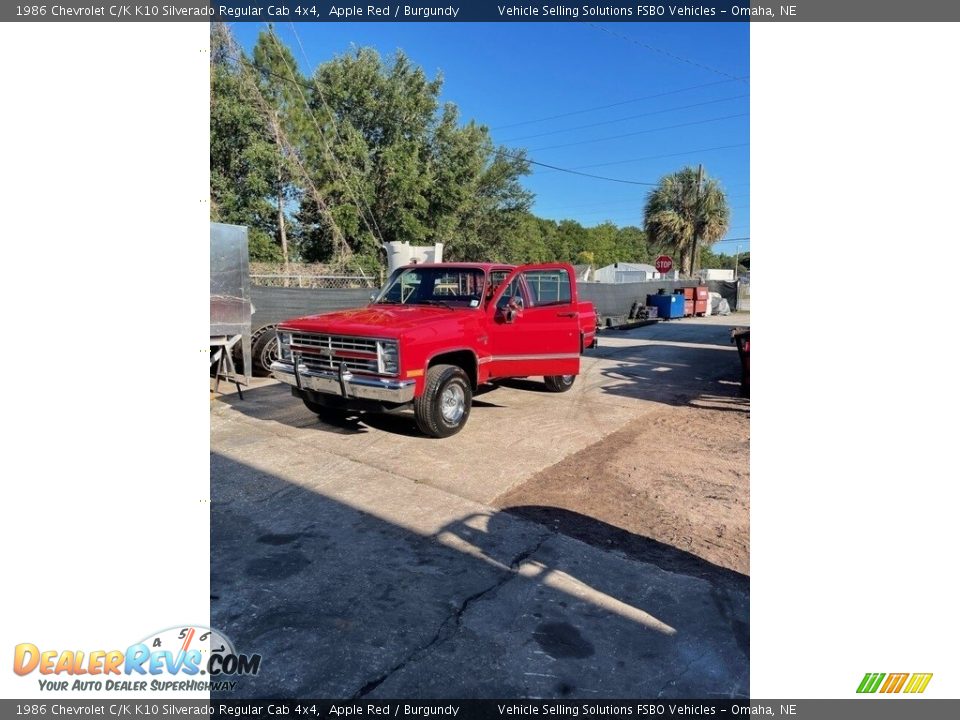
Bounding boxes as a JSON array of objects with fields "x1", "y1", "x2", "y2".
[{"x1": 496, "y1": 5, "x2": 722, "y2": 18}]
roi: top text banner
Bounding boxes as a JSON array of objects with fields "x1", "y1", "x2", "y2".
[{"x1": 6, "y1": 1, "x2": 960, "y2": 22}]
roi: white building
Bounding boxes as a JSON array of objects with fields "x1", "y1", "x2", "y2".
[
  {"x1": 699, "y1": 268, "x2": 735, "y2": 281},
  {"x1": 594, "y1": 262, "x2": 660, "y2": 283},
  {"x1": 383, "y1": 241, "x2": 444, "y2": 273},
  {"x1": 572, "y1": 264, "x2": 594, "y2": 282}
]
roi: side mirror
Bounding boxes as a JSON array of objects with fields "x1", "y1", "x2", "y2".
[{"x1": 498, "y1": 296, "x2": 524, "y2": 323}]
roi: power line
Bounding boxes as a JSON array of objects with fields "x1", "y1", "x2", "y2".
[
  {"x1": 535, "y1": 191, "x2": 748, "y2": 214},
  {"x1": 497, "y1": 151, "x2": 658, "y2": 186},
  {"x1": 501, "y1": 94, "x2": 749, "y2": 143},
  {"x1": 712, "y1": 237, "x2": 751, "y2": 245},
  {"x1": 526, "y1": 113, "x2": 749, "y2": 153},
  {"x1": 491, "y1": 77, "x2": 748, "y2": 131},
  {"x1": 533, "y1": 142, "x2": 748, "y2": 173},
  {"x1": 493, "y1": 133, "x2": 744, "y2": 188},
  {"x1": 589, "y1": 24, "x2": 748, "y2": 84}
]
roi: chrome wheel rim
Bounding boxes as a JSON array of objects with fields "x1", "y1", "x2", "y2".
[
  {"x1": 562, "y1": 375, "x2": 575, "y2": 384},
  {"x1": 440, "y1": 383, "x2": 466, "y2": 424}
]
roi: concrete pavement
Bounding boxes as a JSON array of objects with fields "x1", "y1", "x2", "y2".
[{"x1": 210, "y1": 316, "x2": 750, "y2": 698}]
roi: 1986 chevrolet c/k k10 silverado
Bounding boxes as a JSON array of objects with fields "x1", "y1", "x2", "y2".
[{"x1": 271, "y1": 262, "x2": 597, "y2": 437}]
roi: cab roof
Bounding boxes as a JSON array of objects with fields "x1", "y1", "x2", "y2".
[{"x1": 398, "y1": 262, "x2": 515, "y2": 272}]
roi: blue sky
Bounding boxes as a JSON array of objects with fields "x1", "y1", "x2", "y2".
[{"x1": 232, "y1": 22, "x2": 749, "y2": 255}]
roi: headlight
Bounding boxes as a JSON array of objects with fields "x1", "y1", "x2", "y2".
[
  {"x1": 277, "y1": 331, "x2": 293, "y2": 362},
  {"x1": 377, "y1": 340, "x2": 399, "y2": 375}
]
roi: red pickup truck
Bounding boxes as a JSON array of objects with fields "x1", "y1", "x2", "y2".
[{"x1": 271, "y1": 262, "x2": 597, "y2": 437}]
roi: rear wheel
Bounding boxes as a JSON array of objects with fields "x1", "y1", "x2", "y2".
[
  {"x1": 414, "y1": 364, "x2": 472, "y2": 438},
  {"x1": 544, "y1": 374, "x2": 576, "y2": 392}
]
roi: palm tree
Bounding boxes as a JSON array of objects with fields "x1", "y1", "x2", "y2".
[{"x1": 643, "y1": 166, "x2": 731, "y2": 276}]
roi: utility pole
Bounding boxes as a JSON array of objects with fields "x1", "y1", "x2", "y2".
[
  {"x1": 734, "y1": 243, "x2": 741, "y2": 280},
  {"x1": 691, "y1": 163, "x2": 704, "y2": 278}
]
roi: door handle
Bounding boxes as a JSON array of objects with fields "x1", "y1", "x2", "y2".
[{"x1": 556, "y1": 311, "x2": 577, "y2": 318}]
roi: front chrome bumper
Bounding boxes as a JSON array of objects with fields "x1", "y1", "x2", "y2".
[{"x1": 271, "y1": 360, "x2": 416, "y2": 404}]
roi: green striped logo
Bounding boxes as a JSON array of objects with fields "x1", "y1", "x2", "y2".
[
  {"x1": 857, "y1": 672, "x2": 886, "y2": 693},
  {"x1": 857, "y1": 672, "x2": 932, "y2": 694}
]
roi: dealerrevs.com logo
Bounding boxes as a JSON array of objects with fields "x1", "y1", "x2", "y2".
[
  {"x1": 13, "y1": 625, "x2": 260, "y2": 693},
  {"x1": 857, "y1": 672, "x2": 933, "y2": 694}
]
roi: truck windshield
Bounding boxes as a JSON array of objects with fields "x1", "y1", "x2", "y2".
[{"x1": 376, "y1": 267, "x2": 486, "y2": 309}]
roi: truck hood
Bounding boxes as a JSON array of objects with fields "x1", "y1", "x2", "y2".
[{"x1": 277, "y1": 305, "x2": 472, "y2": 338}]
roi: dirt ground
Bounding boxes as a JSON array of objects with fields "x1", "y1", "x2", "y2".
[{"x1": 494, "y1": 394, "x2": 750, "y2": 576}]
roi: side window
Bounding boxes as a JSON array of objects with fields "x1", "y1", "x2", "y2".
[
  {"x1": 521, "y1": 269, "x2": 571, "y2": 307},
  {"x1": 489, "y1": 270, "x2": 509, "y2": 292}
]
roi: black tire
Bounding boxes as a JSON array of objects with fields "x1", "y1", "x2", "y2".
[
  {"x1": 251, "y1": 328, "x2": 280, "y2": 377},
  {"x1": 414, "y1": 364, "x2": 472, "y2": 438},
  {"x1": 544, "y1": 374, "x2": 576, "y2": 392}
]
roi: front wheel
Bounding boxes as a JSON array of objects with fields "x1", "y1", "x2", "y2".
[
  {"x1": 544, "y1": 374, "x2": 576, "y2": 392},
  {"x1": 414, "y1": 364, "x2": 472, "y2": 438}
]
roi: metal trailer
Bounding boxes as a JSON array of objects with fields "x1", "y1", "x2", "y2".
[{"x1": 210, "y1": 222, "x2": 252, "y2": 391}]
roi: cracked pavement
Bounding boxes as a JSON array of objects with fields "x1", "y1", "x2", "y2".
[{"x1": 210, "y1": 318, "x2": 749, "y2": 698}]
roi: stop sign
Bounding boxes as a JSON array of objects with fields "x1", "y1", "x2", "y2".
[{"x1": 655, "y1": 255, "x2": 673, "y2": 274}]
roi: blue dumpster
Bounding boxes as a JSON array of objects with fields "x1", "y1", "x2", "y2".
[{"x1": 646, "y1": 293, "x2": 684, "y2": 319}]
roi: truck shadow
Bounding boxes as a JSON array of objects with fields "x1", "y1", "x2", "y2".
[
  {"x1": 598, "y1": 318, "x2": 747, "y2": 347},
  {"x1": 587, "y1": 321, "x2": 749, "y2": 412},
  {"x1": 217, "y1": 383, "x2": 509, "y2": 437},
  {"x1": 211, "y1": 452, "x2": 749, "y2": 699}
]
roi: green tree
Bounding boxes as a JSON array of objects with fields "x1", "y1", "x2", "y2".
[
  {"x1": 250, "y1": 27, "x2": 311, "y2": 273},
  {"x1": 553, "y1": 220, "x2": 588, "y2": 264},
  {"x1": 583, "y1": 222, "x2": 619, "y2": 267},
  {"x1": 643, "y1": 166, "x2": 730, "y2": 276},
  {"x1": 294, "y1": 47, "x2": 532, "y2": 266},
  {"x1": 210, "y1": 24, "x2": 285, "y2": 261},
  {"x1": 615, "y1": 225, "x2": 649, "y2": 264},
  {"x1": 502, "y1": 212, "x2": 550, "y2": 263}
]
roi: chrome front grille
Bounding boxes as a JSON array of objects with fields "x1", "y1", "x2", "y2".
[
  {"x1": 300, "y1": 354, "x2": 378, "y2": 375},
  {"x1": 290, "y1": 332, "x2": 377, "y2": 354},
  {"x1": 290, "y1": 332, "x2": 380, "y2": 376}
]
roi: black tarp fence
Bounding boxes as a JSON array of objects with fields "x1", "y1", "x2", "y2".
[
  {"x1": 250, "y1": 286, "x2": 372, "y2": 333},
  {"x1": 249, "y1": 280, "x2": 743, "y2": 334},
  {"x1": 579, "y1": 280, "x2": 742, "y2": 319}
]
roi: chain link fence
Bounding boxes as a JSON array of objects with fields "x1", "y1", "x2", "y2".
[{"x1": 249, "y1": 262, "x2": 382, "y2": 288}]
